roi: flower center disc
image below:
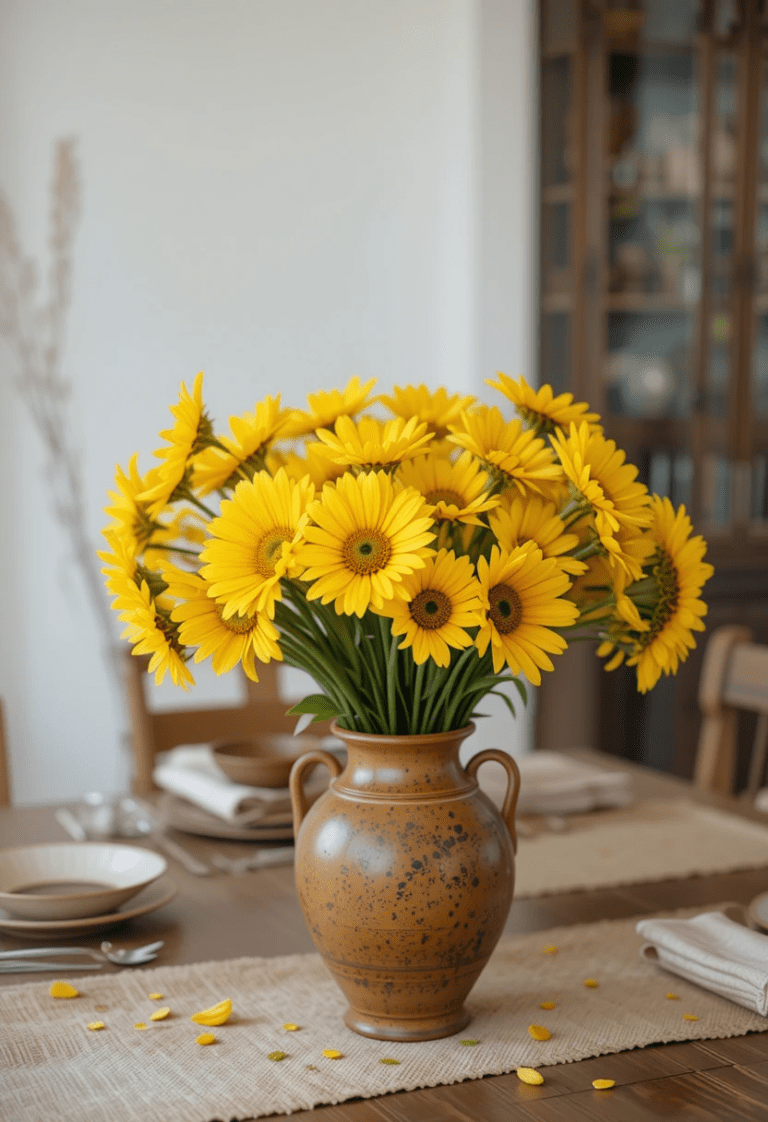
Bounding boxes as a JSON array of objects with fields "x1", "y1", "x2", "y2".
[
  {"x1": 425, "y1": 488, "x2": 466, "y2": 510},
  {"x1": 489, "y1": 583, "x2": 523, "y2": 634},
  {"x1": 410, "y1": 589, "x2": 452, "y2": 630},
  {"x1": 254, "y1": 528, "x2": 292, "y2": 576},
  {"x1": 342, "y1": 529, "x2": 392, "y2": 574},
  {"x1": 215, "y1": 603, "x2": 256, "y2": 634}
]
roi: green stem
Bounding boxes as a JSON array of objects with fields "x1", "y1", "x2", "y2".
[{"x1": 410, "y1": 661, "x2": 425, "y2": 734}]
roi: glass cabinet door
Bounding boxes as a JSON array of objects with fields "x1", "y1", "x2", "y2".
[
  {"x1": 540, "y1": 0, "x2": 577, "y2": 398},
  {"x1": 748, "y1": 54, "x2": 768, "y2": 534}
]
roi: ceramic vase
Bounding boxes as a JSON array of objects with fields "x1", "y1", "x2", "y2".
[{"x1": 289, "y1": 721, "x2": 520, "y2": 1042}]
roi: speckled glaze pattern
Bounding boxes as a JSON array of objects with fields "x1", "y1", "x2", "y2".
[{"x1": 289, "y1": 722, "x2": 521, "y2": 1042}]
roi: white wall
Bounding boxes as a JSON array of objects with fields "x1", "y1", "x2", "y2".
[{"x1": 0, "y1": 0, "x2": 536, "y2": 804}]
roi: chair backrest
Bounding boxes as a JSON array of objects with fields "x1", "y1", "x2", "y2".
[
  {"x1": 694, "y1": 625, "x2": 768, "y2": 796},
  {"x1": 124, "y1": 655, "x2": 331, "y2": 794},
  {"x1": 0, "y1": 700, "x2": 10, "y2": 806}
]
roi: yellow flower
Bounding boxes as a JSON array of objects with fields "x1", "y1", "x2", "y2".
[
  {"x1": 99, "y1": 527, "x2": 139, "y2": 603},
  {"x1": 104, "y1": 454, "x2": 168, "y2": 555},
  {"x1": 487, "y1": 373, "x2": 600, "y2": 435},
  {"x1": 626, "y1": 497, "x2": 713, "y2": 693},
  {"x1": 375, "y1": 549, "x2": 484, "y2": 667},
  {"x1": 118, "y1": 579, "x2": 194, "y2": 689},
  {"x1": 140, "y1": 373, "x2": 212, "y2": 514},
  {"x1": 398, "y1": 451, "x2": 499, "y2": 526},
  {"x1": 310, "y1": 414, "x2": 433, "y2": 472},
  {"x1": 475, "y1": 545, "x2": 579, "y2": 683},
  {"x1": 163, "y1": 564, "x2": 282, "y2": 682},
  {"x1": 551, "y1": 422, "x2": 652, "y2": 578},
  {"x1": 201, "y1": 469, "x2": 315, "y2": 620},
  {"x1": 490, "y1": 492, "x2": 586, "y2": 575},
  {"x1": 448, "y1": 405, "x2": 562, "y2": 494},
  {"x1": 194, "y1": 395, "x2": 293, "y2": 495},
  {"x1": 297, "y1": 471, "x2": 435, "y2": 617},
  {"x1": 282, "y1": 376, "x2": 377, "y2": 437},
  {"x1": 378, "y1": 383, "x2": 475, "y2": 439},
  {"x1": 269, "y1": 443, "x2": 347, "y2": 489}
]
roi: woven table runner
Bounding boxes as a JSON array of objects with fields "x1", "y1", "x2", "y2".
[
  {"x1": 514, "y1": 798, "x2": 768, "y2": 897},
  {"x1": 2, "y1": 903, "x2": 765, "y2": 1122}
]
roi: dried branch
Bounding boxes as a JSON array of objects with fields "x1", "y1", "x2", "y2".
[{"x1": 0, "y1": 139, "x2": 131, "y2": 768}]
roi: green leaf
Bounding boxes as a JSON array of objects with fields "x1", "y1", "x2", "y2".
[
  {"x1": 512, "y1": 677, "x2": 527, "y2": 705},
  {"x1": 488, "y1": 689, "x2": 516, "y2": 718},
  {"x1": 287, "y1": 694, "x2": 345, "y2": 722}
]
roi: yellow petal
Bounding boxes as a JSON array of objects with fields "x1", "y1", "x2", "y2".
[
  {"x1": 583, "y1": 978, "x2": 599, "y2": 988},
  {"x1": 190, "y1": 998, "x2": 233, "y2": 1026},
  {"x1": 665, "y1": 992, "x2": 679, "y2": 1000},
  {"x1": 282, "y1": 1023, "x2": 300, "y2": 1031},
  {"x1": 196, "y1": 1033, "x2": 216, "y2": 1045},
  {"x1": 528, "y1": 1024, "x2": 551, "y2": 1041},
  {"x1": 517, "y1": 1067, "x2": 544, "y2": 1085},
  {"x1": 322, "y1": 1049, "x2": 344, "y2": 1059},
  {"x1": 542, "y1": 944, "x2": 558, "y2": 955},
  {"x1": 87, "y1": 1021, "x2": 105, "y2": 1031},
  {"x1": 150, "y1": 1006, "x2": 171, "y2": 1021},
  {"x1": 148, "y1": 992, "x2": 164, "y2": 1000},
  {"x1": 539, "y1": 1001, "x2": 556, "y2": 1010},
  {"x1": 268, "y1": 1050, "x2": 287, "y2": 1061},
  {"x1": 49, "y1": 981, "x2": 79, "y2": 999},
  {"x1": 592, "y1": 1079, "x2": 615, "y2": 1089},
  {"x1": 683, "y1": 1013, "x2": 699, "y2": 1021},
  {"x1": 134, "y1": 1023, "x2": 147, "y2": 1030}
]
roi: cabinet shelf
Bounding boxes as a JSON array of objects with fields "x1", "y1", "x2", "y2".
[{"x1": 606, "y1": 294, "x2": 696, "y2": 312}]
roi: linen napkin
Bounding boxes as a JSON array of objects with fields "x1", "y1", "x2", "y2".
[
  {"x1": 636, "y1": 907, "x2": 768, "y2": 1015},
  {"x1": 511, "y1": 750, "x2": 634, "y2": 816},
  {"x1": 152, "y1": 743, "x2": 337, "y2": 826}
]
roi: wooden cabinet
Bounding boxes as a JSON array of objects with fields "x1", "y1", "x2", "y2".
[{"x1": 537, "y1": 0, "x2": 768, "y2": 778}]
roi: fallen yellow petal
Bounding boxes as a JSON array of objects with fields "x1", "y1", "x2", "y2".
[
  {"x1": 190, "y1": 998, "x2": 232, "y2": 1026},
  {"x1": 592, "y1": 1079, "x2": 615, "y2": 1089},
  {"x1": 87, "y1": 1021, "x2": 105, "y2": 1031},
  {"x1": 379, "y1": 1058, "x2": 400, "y2": 1065},
  {"x1": 148, "y1": 993, "x2": 164, "y2": 1001},
  {"x1": 683, "y1": 1013, "x2": 699, "y2": 1021},
  {"x1": 528, "y1": 1024, "x2": 552, "y2": 1041},
  {"x1": 150, "y1": 1006, "x2": 171, "y2": 1021},
  {"x1": 583, "y1": 978, "x2": 599, "y2": 988},
  {"x1": 666, "y1": 992, "x2": 680, "y2": 1000},
  {"x1": 282, "y1": 1023, "x2": 300, "y2": 1031},
  {"x1": 542, "y1": 944, "x2": 558, "y2": 955},
  {"x1": 517, "y1": 1067, "x2": 544, "y2": 1085},
  {"x1": 460, "y1": 1039, "x2": 480, "y2": 1046},
  {"x1": 322, "y1": 1049, "x2": 343, "y2": 1059},
  {"x1": 539, "y1": 1001, "x2": 556, "y2": 1010},
  {"x1": 134, "y1": 1023, "x2": 147, "y2": 1031},
  {"x1": 49, "y1": 981, "x2": 78, "y2": 999},
  {"x1": 196, "y1": 1033, "x2": 216, "y2": 1046}
]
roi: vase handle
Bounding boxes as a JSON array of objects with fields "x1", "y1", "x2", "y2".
[
  {"x1": 465, "y1": 749, "x2": 521, "y2": 854},
  {"x1": 289, "y1": 750, "x2": 343, "y2": 837}
]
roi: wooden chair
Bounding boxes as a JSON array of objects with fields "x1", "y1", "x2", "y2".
[
  {"x1": 0, "y1": 700, "x2": 10, "y2": 806},
  {"x1": 694, "y1": 625, "x2": 768, "y2": 797},
  {"x1": 124, "y1": 656, "x2": 331, "y2": 795}
]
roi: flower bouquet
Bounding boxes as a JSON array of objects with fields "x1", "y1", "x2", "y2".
[{"x1": 101, "y1": 372, "x2": 713, "y2": 1041}]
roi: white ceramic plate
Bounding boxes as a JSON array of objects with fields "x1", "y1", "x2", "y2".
[
  {"x1": 0, "y1": 875, "x2": 177, "y2": 939},
  {"x1": 0, "y1": 843, "x2": 167, "y2": 920}
]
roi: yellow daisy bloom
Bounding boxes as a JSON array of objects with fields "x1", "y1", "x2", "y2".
[
  {"x1": 626, "y1": 497, "x2": 713, "y2": 693},
  {"x1": 194, "y1": 395, "x2": 293, "y2": 495},
  {"x1": 475, "y1": 545, "x2": 579, "y2": 683},
  {"x1": 270, "y1": 443, "x2": 347, "y2": 489},
  {"x1": 99, "y1": 527, "x2": 139, "y2": 603},
  {"x1": 200, "y1": 469, "x2": 315, "y2": 620},
  {"x1": 117, "y1": 579, "x2": 194, "y2": 689},
  {"x1": 297, "y1": 471, "x2": 435, "y2": 617},
  {"x1": 104, "y1": 455, "x2": 168, "y2": 555},
  {"x1": 398, "y1": 451, "x2": 499, "y2": 526},
  {"x1": 162, "y1": 564, "x2": 282, "y2": 682},
  {"x1": 378, "y1": 384, "x2": 475, "y2": 439},
  {"x1": 140, "y1": 373, "x2": 213, "y2": 514},
  {"x1": 310, "y1": 414, "x2": 433, "y2": 472},
  {"x1": 448, "y1": 406, "x2": 563, "y2": 494},
  {"x1": 550, "y1": 422, "x2": 652, "y2": 578},
  {"x1": 490, "y1": 492, "x2": 586, "y2": 576},
  {"x1": 282, "y1": 376, "x2": 377, "y2": 438},
  {"x1": 375, "y1": 549, "x2": 484, "y2": 667},
  {"x1": 487, "y1": 373, "x2": 600, "y2": 435}
]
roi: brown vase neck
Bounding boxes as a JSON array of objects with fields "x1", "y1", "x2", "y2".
[{"x1": 329, "y1": 722, "x2": 476, "y2": 800}]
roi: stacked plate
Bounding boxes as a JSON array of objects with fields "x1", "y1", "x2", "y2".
[{"x1": 0, "y1": 843, "x2": 176, "y2": 939}]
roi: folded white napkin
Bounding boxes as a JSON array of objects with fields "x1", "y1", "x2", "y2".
[
  {"x1": 152, "y1": 743, "x2": 340, "y2": 826},
  {"x1": 637, "y1": 908, "x2": 768, "y2": 1015},
  {"x1": 513, "y1": 751, "x2": 634, "y2": 816}
]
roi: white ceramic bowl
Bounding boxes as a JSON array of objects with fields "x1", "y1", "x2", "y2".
[{"x1": 0, "y1": 843, "x2": 168, "y2": 920}]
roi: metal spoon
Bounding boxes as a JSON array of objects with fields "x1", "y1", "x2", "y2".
[{"x1": 0, "y1": 939, "x2": 163, "y2": 967}]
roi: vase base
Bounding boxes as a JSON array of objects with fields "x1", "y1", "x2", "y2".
[{"x1": 344, "y1": 1006, "x2": 472, "y2": 1042}]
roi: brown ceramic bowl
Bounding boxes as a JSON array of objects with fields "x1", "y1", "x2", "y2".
[{"x1": 212, "y1": 735, "x2": 314, "y2": 788}]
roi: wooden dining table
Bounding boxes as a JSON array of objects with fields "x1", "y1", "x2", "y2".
[{"x1": 3, "y1": 753, "x2": 768, "y2": 1121}]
